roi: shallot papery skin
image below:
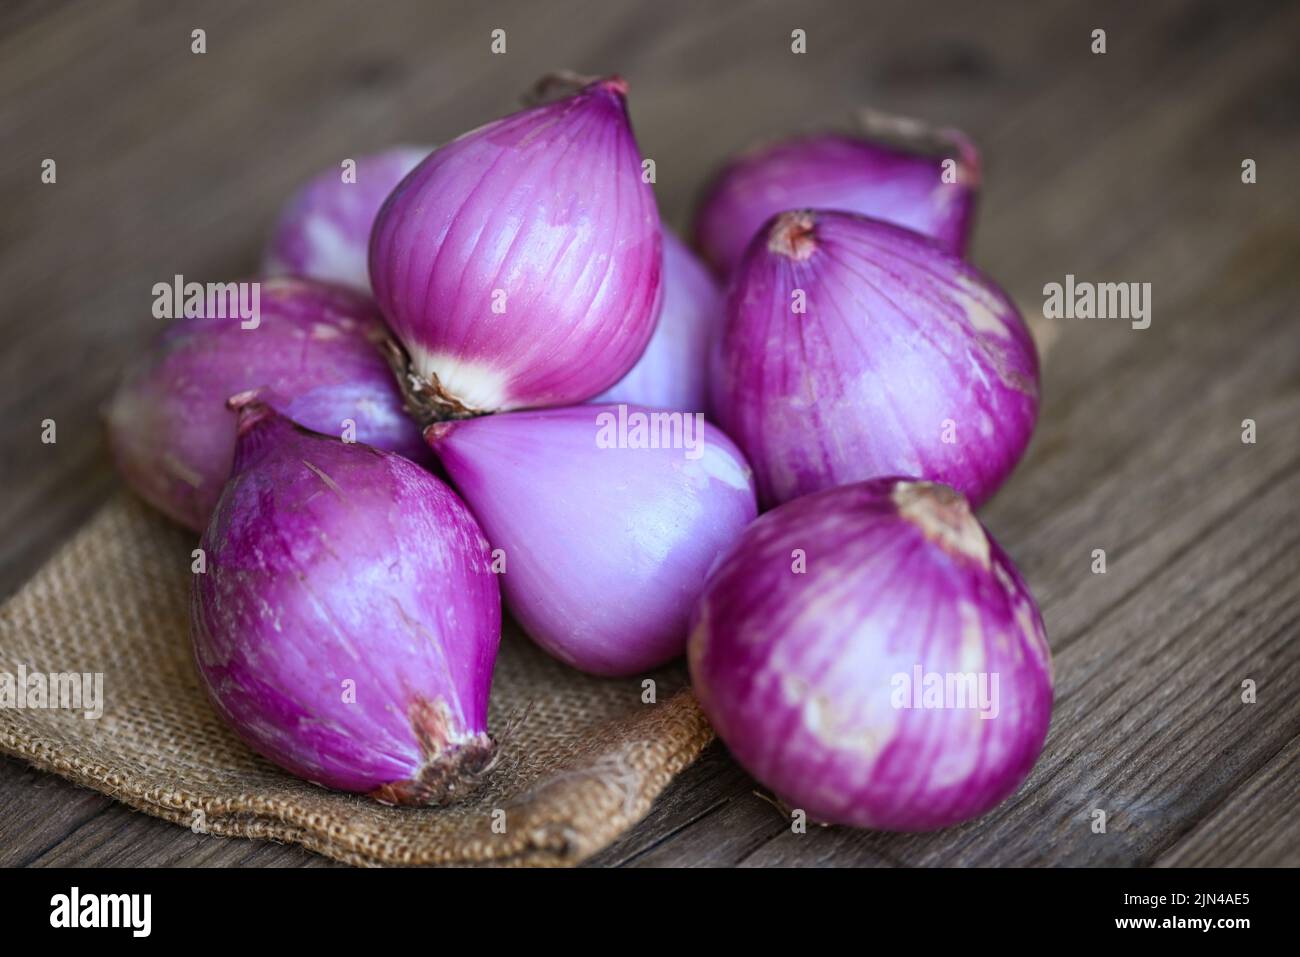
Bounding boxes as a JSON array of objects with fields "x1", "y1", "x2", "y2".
[
  {"x1": 425, "y1": 404, "x2": 758, "y2": 676},
  {"x1": 689, "y1": 478, "x2": 1053, "y2": 831},
  {"x1": 693, "y1": 126, "x2": 978, "y2": 276},
  {"x1": 593, "y1": 230, "x2": 723, "y2": 413},
  {"x1": 262, "y1": 145, "x2": 432, "y2": 291},
  {"x1": 370, "y1": 76, "x2": 662, "y2": 418},
  {"x1": 191, "y1": 400, "x2": 500, "y2": 804},
  {"x1": 106, "y1": 278, "x2": 428, "y2": 532},
  {"x1": 714, "y1": 211, "x2": 1038, "y2": 509}
]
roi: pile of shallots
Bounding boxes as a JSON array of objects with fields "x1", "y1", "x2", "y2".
[{"x1": 107, "y1": 75, "x2": 1051, "y2": 830}]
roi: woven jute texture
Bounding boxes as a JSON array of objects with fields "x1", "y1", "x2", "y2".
[{"x1": 0, "y1": 491, "x2": 713, "y2": 866}]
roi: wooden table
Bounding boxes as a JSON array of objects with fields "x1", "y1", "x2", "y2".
[{"x1": 2, "y1": 0, "x2": 1297, "y2": 867}]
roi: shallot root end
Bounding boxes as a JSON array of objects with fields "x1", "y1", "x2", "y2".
[{"x1": 368, "y1": 696, "x2": 497, "y2": 807}]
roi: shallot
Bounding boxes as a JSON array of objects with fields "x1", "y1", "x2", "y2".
[
  {"x1": 425, "y1": 404, "x2": 757, "y2": 675},
  {"x1": 688, "y1": 477, "x2": 1053, "y2": 830},
  {"x1": 712, "y1": 210, "x2": 1038, "y2": 509},
  {"x1": 191, "y1": 397, "x2": 500, "y2": 803},
  {"x1": 370, "y1": 76, "x2": 662, "y2": 418},
  {"x1": 594, "y1": 230, "x2": 723, "y2": 413},
  {"x1": 263, "y1": 145, "x2": 432, "y2": 291},
  {"x1": 105, "y1": 277, "x2": 428, "y2": 531},
  {"x1": 694, "y1": 116, "x2": 978, "y2": 276}
]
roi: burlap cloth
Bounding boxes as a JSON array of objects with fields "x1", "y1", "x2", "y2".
[{"x1": 0, "y1": 491, "x2": 713, "y2": 866}]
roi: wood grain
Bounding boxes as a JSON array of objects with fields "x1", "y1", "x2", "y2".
[
  {"x1": 1, "y1": 0, "x2": 1297, "y2": 866},
  {"x1": 1155, "y1": 738, "x2": 1300, "y2": 868}
]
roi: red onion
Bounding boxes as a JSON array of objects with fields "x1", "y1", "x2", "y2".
[
  {"x1": 694, "y1": 118, "x2": 979, "y2": 276},
  {"x1": 689, "y1": 478, "x2": 1052, "y2": 831},
  {"x1": 370, "y1": 75, "x2": 662, "y2": 419},
  {"x1": 191, "y1": 398, "x2": 500, "y2": 803},
  {"x1": 713, "y1": 210, "x2": 1038, "y2": 509},
  {"x1": 593, "y1": 230, "x2": 723, "y2": 413},
  {"x1": 105, "y1": 278, "x2": 428, "y2": 532},
  {"x1": 263, "y1": 145, "x2": 432, "y2": 291},
  {"x1": 425, "y1": 404, "x2": 757, "y2": 676}
]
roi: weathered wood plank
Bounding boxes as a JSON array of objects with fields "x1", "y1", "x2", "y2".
[
  {"x1": 1155, "y1": 737, "x2": 1300, "y2": 868},
  {"x1": 0, "y1": 759, "x2": 113, "y2": 867},
  {"x1": 0, "y1": 758, "x2": 334, "y2": 867}
]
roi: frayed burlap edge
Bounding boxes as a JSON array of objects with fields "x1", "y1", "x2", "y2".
[{"x1": 0, "y1": 691, "x2": 713, "y2": 867}]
